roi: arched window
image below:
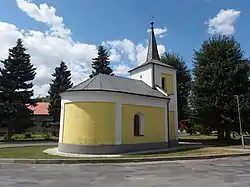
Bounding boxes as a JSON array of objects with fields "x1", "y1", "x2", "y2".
[{"x1": 134, "y1": 113, "x2": 144, "y2": 136}]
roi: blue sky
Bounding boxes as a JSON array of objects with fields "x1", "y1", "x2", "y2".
[{"x1": 0, "y1": 0, "x2": 249, "y2": 95}]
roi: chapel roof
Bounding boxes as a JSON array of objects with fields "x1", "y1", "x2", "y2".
[
  {"x1": 128, "y1": 21, "x2": 173, "y2": 73},
  {"x1": 67, "y1": 73, "x2": 168, "y2": 99}
]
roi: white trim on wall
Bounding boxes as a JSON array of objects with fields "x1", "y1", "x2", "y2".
[
  {"x1": 61, "y1": 91, "x2": 166, "y2": 108},
  {"x1": 115, "y1": 102, "x2": 122, "y2": 144},
  {"x1": 59, "y1": 100, "x2": 65, "y2": 143}
]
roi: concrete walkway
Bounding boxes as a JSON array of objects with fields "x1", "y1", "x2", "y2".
[
  {"x1": 44, "y1": 143, "x2": 207, "y2": 158},
  {"x1": 0, "y1": 141, "x2": 249, "y2": 154}
]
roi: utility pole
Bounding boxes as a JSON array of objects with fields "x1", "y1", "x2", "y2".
[{"x1": 235, "y1": 95, "x2": 245, "y2": 149}]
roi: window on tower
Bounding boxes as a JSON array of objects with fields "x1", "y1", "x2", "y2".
[{"x1": 161, "y1": 77, "x2": 166, "y2": 91}]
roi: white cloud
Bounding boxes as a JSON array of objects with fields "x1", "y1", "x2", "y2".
[
  {"x1": 0, "y1": 0, "x2": 97, "y2": 96},
  {"x1": 16, "y1": 0, "x2": 71, "y2": 38},
  {"x1": 114, "y1": 64, "x2": 131, "y2": 76},
  {"x1": 105, "y1": 39, "x2": 136, "y2": 61},
  {"x1": 136, "y1": 44, "x2": 166, "y2": 65},
  {"x1": 104, "y1": 40, "x2": 166, "y2": 65},
  {"x1": 109, "y1": 48, "x2": 121, "y2": 62},
  {"x1": 147, "y1": 27, "x2": 168, "y2": 38},
  {"x1": 0, "y1": 0, "x2": 167, "y2": 96},
  {"x1": 206, "y1": 9, "x2": 241, "y2": 35}
]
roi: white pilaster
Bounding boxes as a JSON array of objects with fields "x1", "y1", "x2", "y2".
[
  {"x1": 59, "y1": 100, "x2": 65, "y2": 143},
  {"x1": 115, "y1": 102, "x2": 122, "y2": 144}
]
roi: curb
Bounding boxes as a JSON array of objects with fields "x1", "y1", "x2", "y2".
[{"x1": 0, "y1": 153, "x2": 250, "y2": 164}]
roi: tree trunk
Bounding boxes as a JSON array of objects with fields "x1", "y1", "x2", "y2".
[
  {"x1": 217, "y1": 126, "x2": 225, "y2": 141},
  {"x1": 7, "y1": 126, "x2": 13, "y2": 141},
  {"x1": 225, "y1": 128, "x2": 231, "y2": 140}
]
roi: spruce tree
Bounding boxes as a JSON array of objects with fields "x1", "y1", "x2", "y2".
[
  {"x1": 0, "y1": 38, "x2": 36, "y2": 139},
  {"x1": 192, "y1": 35, "x2": 250, "y2": 140},
  {"x1": 48, "y1": 61, "x2": 73, "y2": 123},
  {"x1": 161, "y1": 52, "x2": 192, "y2": 122},
  {"x1": 89, "y1": 45, "x2": 113, "y2": 78}
]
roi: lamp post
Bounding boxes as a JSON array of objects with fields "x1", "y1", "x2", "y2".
[{"x1": 235, "y1": 95, "x2": 244, "y2": 148}]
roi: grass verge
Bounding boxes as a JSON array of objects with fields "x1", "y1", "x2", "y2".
[
  {"x1": 179, "y1": 134, "x2": 217, "y2": 140},
  {"x1": 224, "y1": 145, "x2": 250, "y2": 149},
  {"x1": 0, "y1": 146, "x2": 248, "y2": 160},
  {"x1": 0, "y1": 146, "x2": 62, "y2": 159}
]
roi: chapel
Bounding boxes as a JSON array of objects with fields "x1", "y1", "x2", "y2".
[{"x1": 58, "y1": 22, "x2": 178, "y2": 154}]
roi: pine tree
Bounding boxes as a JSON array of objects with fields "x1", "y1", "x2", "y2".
[
  {"x1": 35, "y1": 95, "x2": 50, "y2": 102},
  {"x1": 89, "y1": 45, "x2": 113, "y2": 78},
  {"x1": 0, "y1": 38, "x2": 36, "y2": 139},
  {"x1": 192, "y1": 35, "x2": 250, "y2": 140},
  {"x1": 161, "y1": 52, "x2": 192, "y2": 122},
  {"x1": 48, "y1": 61, "x2": 73, "y2": 123}
]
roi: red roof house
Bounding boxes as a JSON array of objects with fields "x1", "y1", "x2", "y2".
[{"x1": 28, "y1": 102, "x2": 49, "y2": 115}]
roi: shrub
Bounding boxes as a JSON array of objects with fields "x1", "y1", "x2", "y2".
[
  {"x1": 12, "y1": 134, "x2": 25, "y2": 140},
  {"x1": 43, "y1": 133, "x2": 52, "y2": 140},
  {"x1": 4, "y1": 132, "x2": 53, "y2": 141},
  {"x1": 24, "y1": 132, "x2": 32, "y2": 139}
]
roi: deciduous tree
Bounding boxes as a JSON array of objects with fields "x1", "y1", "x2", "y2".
[{"x1": 192, "y1": 35, "x2": 250, "y2": 140}]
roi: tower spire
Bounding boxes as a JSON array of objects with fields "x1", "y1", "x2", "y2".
[{"x1": 146, "y1": 21, "x2": 160, "y2": 62}]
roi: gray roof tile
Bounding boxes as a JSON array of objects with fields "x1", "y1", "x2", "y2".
[{"x1": 68, "y1": 74, "x2": 168, "y2": 99}]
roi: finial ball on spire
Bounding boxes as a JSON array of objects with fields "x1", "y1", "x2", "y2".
[{"x1": 150, "y1": 21, "x2": 154, "y2": 29}]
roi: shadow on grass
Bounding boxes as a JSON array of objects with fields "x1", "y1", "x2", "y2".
[
  {"x1": 130, "y1": 140, "x2": 242, "y2": 156},
  {"x1": 179, "y1": 137, "x2": 241, "y2": 146}
]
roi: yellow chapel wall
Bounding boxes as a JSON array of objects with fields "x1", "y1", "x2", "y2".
[
  {"x1": 121, "y1": 104, "x2": 165, "y2": 144},
  {"x1": 161, "y1": 73, "x2": 174, "y2": 95},
  {"x1": 62, "y1": 102, "x2": 116, "y2": 145},
  {"x1": 59, "y1": 91, "x2": 169, "y2": 146}
]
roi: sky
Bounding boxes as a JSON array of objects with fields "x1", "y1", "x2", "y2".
[{"x1": 0, "y1": 0, "x2": 249, "y2": 96}]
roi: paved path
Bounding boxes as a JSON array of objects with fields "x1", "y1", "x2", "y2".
[{"x1": 0, "y1": 157, "x2": 249, "y2": 187}]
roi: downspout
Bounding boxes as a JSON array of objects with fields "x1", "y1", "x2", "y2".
[{"x1": 167, "y1": 99, "x2": 171, "y2": 148}]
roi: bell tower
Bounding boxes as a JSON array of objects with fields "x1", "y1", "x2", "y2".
[{"x1": 128, "y1": 22, "x2": 179, "y2": 145}]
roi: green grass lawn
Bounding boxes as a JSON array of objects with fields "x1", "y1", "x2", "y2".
[
  {"x1": 0, "y1": 146, "x2": 247, "y2": 159},
  {"x1": 0, "y1": 146, "x2": 63, "y2": 159}
]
